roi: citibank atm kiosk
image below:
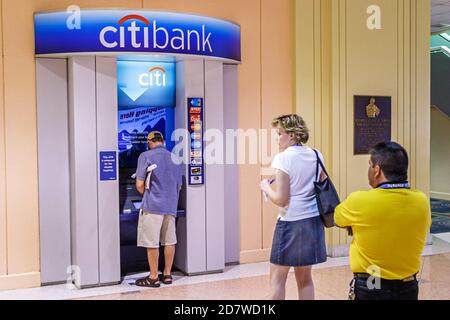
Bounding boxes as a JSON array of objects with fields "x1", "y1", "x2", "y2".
[
  {"x1": 35, "y1": 9, "x2": 240, "y2": 288},
  {"x1": 116, "y1": 59, "x2": 184, "y2": 275}
]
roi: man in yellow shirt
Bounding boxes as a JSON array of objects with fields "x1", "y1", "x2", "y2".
[{"x1": 334, "y1": 142, "x2": 431, "y2": 300}]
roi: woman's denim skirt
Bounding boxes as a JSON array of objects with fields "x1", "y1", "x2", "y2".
[{"x1": 270, "y1": 215, "x2": 327, "y2": 267}]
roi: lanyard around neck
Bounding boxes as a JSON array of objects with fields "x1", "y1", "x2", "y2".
[{"x1": 377, "y1": 182, "x2": 410, "y2": 189}]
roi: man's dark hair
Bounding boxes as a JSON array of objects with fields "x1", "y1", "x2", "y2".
[
  {"x1": 150, "y1": 133, "x2": 164, "y2": 143},
  {"x1": 369, "y1": 141, "x2": 409, "y2": 182}
]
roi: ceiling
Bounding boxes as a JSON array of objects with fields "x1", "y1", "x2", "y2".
[{"x1": 432, "y1": 0, "x2": 450, "y2": 33}]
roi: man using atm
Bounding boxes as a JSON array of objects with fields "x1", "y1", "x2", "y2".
[{"x1": 134, "y1": 131, "x2": 183, "y2": 288}]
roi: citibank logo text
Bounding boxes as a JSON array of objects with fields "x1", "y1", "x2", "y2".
[
  {"x1": 99, "y1": 14, "x2": 213, "y2": 53},
  {"x1": 139, "y1": 67, "x2": 167, "y2": 87}
]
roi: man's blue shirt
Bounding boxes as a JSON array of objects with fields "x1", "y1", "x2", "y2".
[{"x1": 136, "y1": 145, "x2": 183, "y2": 215}]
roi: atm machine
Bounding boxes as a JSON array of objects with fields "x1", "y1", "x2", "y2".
[
  {"x1": 36, "y1": 56, "x2": 231, "y2": 287},
  {"x1": 117, "y1": 57, "x2": 228, "y2": 277},
  {"x1": 36, "y1": 9, "x2": 239, "y2": 289},
  {"x1": 116, "y1": 59, "x2": 186, "y2": 276}
]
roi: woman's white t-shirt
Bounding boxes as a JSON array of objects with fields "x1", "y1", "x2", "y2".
[{"x1": 271, "y1": 146, "x2": 325, "y2": 222}]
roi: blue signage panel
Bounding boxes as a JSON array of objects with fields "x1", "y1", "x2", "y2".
[
  {"x1": 117, "y1": 61, "x2": 175, "y2": 108},
  {"x1": 187, "y1": 98, "x2": 204, "y2": 186},
  {"x1": 35, "y1": 10, "x2": 241, "y2": 62},
  {"x1": 99, "y1": 151, "x2": 117, "y2": 181},
  {"x1": 118, "y1": 106, "x2": 176, "y2": 169}
]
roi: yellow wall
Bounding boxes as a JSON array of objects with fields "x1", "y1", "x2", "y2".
[
  {"x1": 0, "y1": 0, "x2": 294, "y2": 289},
  {"x1": 295, "y1": 0, "x2": 430, "y2": 256},
  {"x1": 431, "y1": 107, "x2": 450, "y2": 200}
]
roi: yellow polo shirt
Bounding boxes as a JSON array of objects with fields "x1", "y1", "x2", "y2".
[{"x1": 334, "y1": 187, "x2": 431, "y2": 280}]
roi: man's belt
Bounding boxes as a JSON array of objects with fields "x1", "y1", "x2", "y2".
[{"x1": 354, "y1": 273, "x2": 417, "y2": 283}]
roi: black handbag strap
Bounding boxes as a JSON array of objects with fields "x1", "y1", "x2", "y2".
[{"x1": 313, "y1": 149, "x2": 329, "y2": 182}]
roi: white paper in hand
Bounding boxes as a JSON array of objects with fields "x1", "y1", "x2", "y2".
[{"x1": 145, "y1": 164, "x2": 158, "y2": 190}]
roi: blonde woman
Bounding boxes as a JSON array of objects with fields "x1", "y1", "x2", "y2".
[{"x1": 260, "y1": 114, "x2": 327, "y2": 300}]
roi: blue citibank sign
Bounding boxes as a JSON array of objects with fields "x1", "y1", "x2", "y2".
[
  {"x1": 34, "y1": 10, "x2": 241, "y2": 63},
  {"x1": 117, "y1": 61, "x2": 175, "y2": 108}
]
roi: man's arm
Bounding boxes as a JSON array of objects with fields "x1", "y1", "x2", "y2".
[
  {"x1": 136, "y1": 179, "x2": 145, "y2": 196},
  {"x1": 334, "y1": 192, "x2": 359, "y2": 228},
  {"x1": 135, "y1": 153, "x2": 147, "y2": 196}
]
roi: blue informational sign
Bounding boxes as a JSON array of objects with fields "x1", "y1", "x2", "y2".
[
  {"x1": 187, "y1": 98, "x2": 204, "y2": 186},
  {"x1": 117, "y1": 61, "x2": 175, "y2": 108},
  {"x1": 99, "y1": 152, "x2": 117, "y2": 181},
  {"x1": 34, "y1": 10, "x2": 241, "y2": 62}
]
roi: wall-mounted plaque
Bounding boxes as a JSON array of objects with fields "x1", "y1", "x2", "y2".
[{"x1": 354, "y1": 95, "x2": 391, "y2": 155}]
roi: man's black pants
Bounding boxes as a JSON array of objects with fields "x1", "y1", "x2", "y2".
[{"x1": 353, "y1": 274, "x2": 419, "y2": 300}]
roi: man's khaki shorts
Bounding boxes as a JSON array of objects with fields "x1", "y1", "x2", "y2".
[{"x1": 137, "y1": 211, "x2": 177, "y2": 248}]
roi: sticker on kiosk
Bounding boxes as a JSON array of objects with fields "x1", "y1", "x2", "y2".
[
  {"x1": 190, "y1": 176, "x2": 203, "y2": 185},
  {"x1": 191, "y1": 158, "x2": 203, "y2": 165},
  {"x1": 190, "y1": 107, "x2": 202, "y2": 114},
  {"x1": 190, "y1": 114, "x2": 201, "y2": 122},
  {"x1": 188, "y1": 98, "x2": 204, "y2": 185},
  {"x1": 191, "y1": 132, "x2": 201, "y2": 140}
]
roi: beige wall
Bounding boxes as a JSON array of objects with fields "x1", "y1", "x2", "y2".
[
  {"x1": 431, "y1": 107, "x2": 450, "y2": 200},
  {"x1": 0, "y1": 2, "x2": 6, "y2": 278},
  {"x1": 295, "y1": 0, "x2": 430, "y2": 256},
  {"x1": 0, "y1": 0, "x2": 294, "y2": 289}
]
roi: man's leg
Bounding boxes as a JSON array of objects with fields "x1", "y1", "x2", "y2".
[
  {"x1": 140, "y1": 212, "x2": 164, "y2": 280},
  {"x1": 161, "y1": 215, "x2": 177, "y2": 277},
  {"x1": 393, "y1": 280, "x2": 419, "y2": 300},
  {"x1": 147, "y1": 248, "x2": 159, "y2": 280},
  {"x1": 163, "y1": 245, "x2": 175, "y2": 276},
  {"x1": 135, "y1": 212, "x2": 164, "y2": 287}
]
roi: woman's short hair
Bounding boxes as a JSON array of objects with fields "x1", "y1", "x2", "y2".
[{"x1": 271, "y1": 114, "x2": 309, "y2": 144}]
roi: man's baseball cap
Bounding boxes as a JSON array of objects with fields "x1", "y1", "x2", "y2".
[{"x1": 147, "y1": 131, "x2": 164, "y2": 141}]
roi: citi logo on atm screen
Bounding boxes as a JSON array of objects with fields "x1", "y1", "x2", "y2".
[
  {"x1": 139, "y1": 67, "x2": 167, "y2": 87},
  {"x1": 99, "y1": 14, "x2": 213, "y2": 53}
]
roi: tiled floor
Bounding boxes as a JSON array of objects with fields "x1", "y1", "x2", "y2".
[
  {"x1": 80, "y1": 252, "x2": 450, "y2": 300},
  {"x1": 0, "y1": 238, "x2": 449, "y2": 300}
]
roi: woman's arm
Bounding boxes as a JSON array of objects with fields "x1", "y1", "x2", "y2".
[{"x1": 260, "y1": 169, "x2": 290, "y2": 207}]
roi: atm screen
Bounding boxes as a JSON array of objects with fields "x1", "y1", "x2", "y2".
[
  {"x1": 118, "y1": 106, "x2": 175, "y2": 169},
  {"x1": 117, "y1": 60, "x2": 176, "y2": 170}
]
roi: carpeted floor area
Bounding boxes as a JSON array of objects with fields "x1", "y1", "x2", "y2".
[{"x1": 431, "y1": 198, "x2": 450, "y2": 234}]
